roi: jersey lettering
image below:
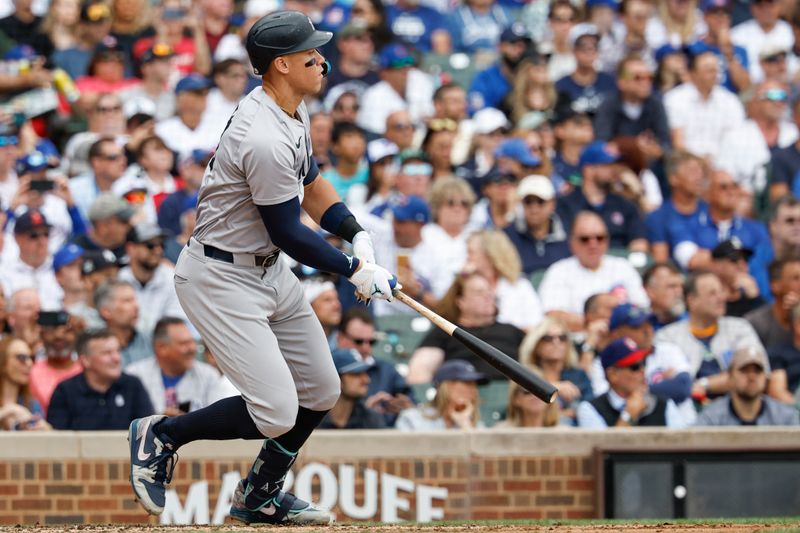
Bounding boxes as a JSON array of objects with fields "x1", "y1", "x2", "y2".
[{"x1": 208, "y1": 105, "x2": 239, "y2": 172}]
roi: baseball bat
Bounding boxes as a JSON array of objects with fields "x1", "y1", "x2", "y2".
[{"x1": 393, "y1": 290, "x2": 558, "y2": 404}]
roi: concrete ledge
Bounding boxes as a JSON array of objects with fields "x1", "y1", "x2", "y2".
[{"x1": 2, "y1": 427, "x2": 799, "y2": 460}]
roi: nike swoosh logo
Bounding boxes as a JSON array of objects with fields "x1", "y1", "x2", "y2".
[
  {"x1": 136, "y1": 419, "x2": 152, "y2": 462},
  {"x1": 295, "y1": 138, "x2": 301, "y2": 149},
  {"x1": 260, "y1": 503, "x2": 277, "y2": 516}
]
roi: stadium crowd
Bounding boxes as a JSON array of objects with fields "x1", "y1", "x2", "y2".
[{"x1": 1, "y1": 0, "x2": 800, "y2": 432}]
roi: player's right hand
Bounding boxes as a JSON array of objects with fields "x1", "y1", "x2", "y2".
[{"x1": 349, "y1": 262, "x2": 399, "y2": 302}]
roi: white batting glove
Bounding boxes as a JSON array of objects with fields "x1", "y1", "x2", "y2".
[
  {"x1": 349, "y1": 262, "x2": 399, "y2": 302},
  {"x1": 352, "y1": 230, "x2": 375, "y2": 264}
]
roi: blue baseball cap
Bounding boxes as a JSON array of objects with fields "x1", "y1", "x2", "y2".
[
  {"x1": 175, "y1": 74, "x2": 212, "y2": 94},
  {"x1": 331, "y1": 348, "x2": 372, "y2": 375},
  {"x1": 391, "y1": 195, "x2": 430, "y2": 224},
  {"x1": 609, "y1": 303, "x2": 650, "y2": 330},
  {"x1": 53, "y1": 243, "x2": 85, "y2": 271},
  {"x1": 4, "y1": 44, "x2": 37, "y2": 61},
  {"x1": 36, "y1": 139, "x2": 60, "y2": 166},
  {"x1": 600, "y1": 338, "x2": 650, "y2": 369},
  {"x1": 579, "y1": 141, "x2": 621, "y2": 167},
  {"x1": 15, "y1": 150, "x2": 48, "y2": 175},
  {"x1": 378, "y1": 44, "x2": 415, "y2": 70},
  {"x1": 494, "y1": 138, "x2": 541, "y2": 167},
  {"x1": 433, "y1": 359, "x2": 488, "y2": 386},
  {"x1": 654, "y1": 43, "x2": 684, "y2": 64},
  {"x1": 700, "y1": 0, "x2": 729, "y2": 11},
  {"x1": 500, "y1": 23, "x2": 530, "y2": 43},
  {"x1": 586, "y1": 0, "x2": 619, "y2": 9}
]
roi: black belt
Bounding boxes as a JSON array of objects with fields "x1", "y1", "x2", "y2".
[{"x1": 203, "y1": 244, "x2": 280, "y2": 267}]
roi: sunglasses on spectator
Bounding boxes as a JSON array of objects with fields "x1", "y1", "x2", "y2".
[
  {"x1": 575, "y1": 234, "x2": 607, "y2": 244},
  {"x1": 98, "y1": 152, "x2": 122, "y2": 161},
  {"x1": 487, "y1": 174, "x2": 516, "y2": 185},
  {"x1": 624, "y1": 72, "x2": 653, "y2": 82},
  {"x1": 428, "y1": 118, "x2": 458, "y2": 132},
  {"x1": 349, "y1": 336, "x2": 377, "y2": 346},
  {"x1": 763, "y1": 53, "x2": 787, "y2": 64},
  {"x1": 759, "y1": 88, "x2": 787, "y2": 101},
  {"x1": 445, "y1": 198, "x2": 470, "y2": 208},
  {"x1": 15, "y1": 353, "x2": 34, "y2": 364},
  {"x1": 523, "y1": 196, "x2": 548, "y2": 206},
  {"x1": 390, "y1": 122, "x2": 414, "y2": 131},
  {"x1": 540, "y1": 333, "x2": 568, "y2": 343},
  {"x1": 621, "y1": 362, "x2": 644, "y2": 371},
  {"x1": 334, "y1": 102, "x2": 359, "y2": 112},
  {"x1": 402, "y1": 163, "x2": 433, "y2": 177},
  {"x1": 26, "y1": 231, "x2": 50, "y2": 240},
  {"x1": 142, "y1": 240, "x2": 164, "y2": 250},
  {"x1": 0, "y1": 135, "x2": 18, "y2": 147},
  {"x1": 96, "y1": 104, "x2": 122, "y2": 114}
]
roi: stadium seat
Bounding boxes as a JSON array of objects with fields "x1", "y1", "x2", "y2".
[
  {"x1": 374, "y1": 314, "x2": 433, "y2": 362},
  {"x1": 478, "y1": 380, "x2": 510, "y2": 427}
]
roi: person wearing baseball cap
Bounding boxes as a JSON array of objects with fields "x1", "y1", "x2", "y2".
[
  {"x1": 696, "y1": 346, "x2": 798, "y2": 426},
  {"x1": 576, "y1": 337, "x2": 688, "y2": 428},
  {"x1": 504, "y1": 175, "x2": 570, "y2": 274},
  {"x1": 72, "y1": 193, "x2": 134, "y2": 262},
  {"x1": 557, "y1": 140, "x2": 648, "y2": 252},
  {"x1": 317, "y1": 348, "x2": 386, "y2": 429},
  {"x1": 154, "y1": 74, "x2": 218, "y2": 163},
  {"x1": 691, "y1": 0, "x2": 749, "y2": 93},
  {"x1": 710, "y1": 238, "x2": 764, "y2": 317},
  {"x1": 302, "y1": 277, "x2": 342, "y2": 344},
  {"x1": 493, "y1": 138, "x2": 542, "y2": 181},
  {"x1": 557, "y1": 23, "x2": 615, "y2": 117}
]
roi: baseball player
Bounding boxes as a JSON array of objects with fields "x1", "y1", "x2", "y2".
[{"x1": 127, "y1": 11, "x2": 397, "y2": 526}]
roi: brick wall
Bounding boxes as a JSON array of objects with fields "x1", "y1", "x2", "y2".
[{"x1": 0, "y1": 428, "x2": 797, "y2": 525}]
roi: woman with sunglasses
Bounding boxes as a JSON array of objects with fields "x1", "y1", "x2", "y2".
[
  {"x1": 518, "y1": 316, "x2": 592, "y2": 425},
  {"x1": 0, "y1": 336, "x2": 50, "y2": 431},
  {"x1": 421, "y1": 119, "x2": 458, "y2": 181},
  {"x1": 494, "y1": 373, "x2": 560, "y2": 428}
]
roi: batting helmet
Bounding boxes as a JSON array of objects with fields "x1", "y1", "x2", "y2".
[{"x1": 246, "y1": 11, "x2": 333, "y2": 76}]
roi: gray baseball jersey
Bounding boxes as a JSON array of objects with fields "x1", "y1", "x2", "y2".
[{"x1": 193, "y1": 87, "x2": 314, "y2": 255}]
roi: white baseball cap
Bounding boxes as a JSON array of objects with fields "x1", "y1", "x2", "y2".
[
  {"x1": 302, "y1": 278, "x2": 336, "y2": 304},
  {"x1": 517, "y1": 174, "x2": 555, "y2": 201},
  {"x1": 367, "y1": 138, "x2": 399, "y2": 164},
  {"x1": 569, "y1": 23, "x2": 600, "y2": 48},
  {"x1": 473, "y1": 107, "x2": 509, "y2": 135}
]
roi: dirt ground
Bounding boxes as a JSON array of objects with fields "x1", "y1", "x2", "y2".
[{"x1": 1, "y1": 523, "x2": 799, "y2": 533}]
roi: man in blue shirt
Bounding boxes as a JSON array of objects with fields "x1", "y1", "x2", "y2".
[
  {"x1": 557, "y1": 141, "x2": 648, "y2": 251},
  {"x1": 690, "y1": 0, "x2": 750, "y2": 94},
  {"x1": 449, "y1": 0, "x2": 514, "y2": 55},
  {"x1": 386, "y1": 0, "x2": 450, "y2": 54},
  {"x1": 646, "y1": 150, "x2": 709, "y2": 264},
  {"x1": 467, "y1": 24, "x2": 532, "y2": 114},
  {"x1": 47, "y1": 329, "x2": 154, "y2": 430},
  {"x1": 555, "y1": 23, "x2": 616, "y2": 116}
]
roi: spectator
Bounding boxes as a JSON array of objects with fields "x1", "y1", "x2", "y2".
[
  {"x1": 63, "y1": 93, "x2": 127, "y2": 177},
  {"x1": 654, "y1": 43, "x2": 690, "y2": 93},
  {"x1": 51, "y1": 0, "x2": 113, "y2": 80},
  {"x1": 69, "y1": 137, "x2": 128, "y2": 221},
  {"x1": 493, "y1": 137, "x2": 544, "y2": 182},
  {"x1": 460, "y1": 107, "x2": 509, "y2": 187},
  {"x1": 464, "y1": 230, "x2": 544, "y2": 330},
  {"x1": 429, "y1": 83, "x2": 471, "y2": 166},
  {"x1": 363, "y1": 139, "x2": 399, "y2": 211},
  {"x1": 384, "y1": 110, "x2": 416, "y2": 153},
  {"x1": 329, "y1": 90, "x2": 360, "y2": 124},
  {"x1": 118, "y1": 223, "x2": 185, "y2": 335},
  {"x1": 605, "y1": 303, "x2": 696, "y2": 422},
  {"x1": 654, "y1": 270, "x2": 766, "y2": 402},
  {"x1": 47, "y1": 328, "x2": 154, "y2": 429},
  {"x1": 125, "y1": 317, "x2": 222, "y2": 415},
  {"x1": 421, "y1": 177, "x2": 476, "y2": 299},
  {"x1": 646, "y1": 0, "x2": 707, "y2": 49},
  {"x1": 753, "y1": 199, "x2": 800, "y2": 300},
  {"x1": 109, "y1": 0, "x2": 153, "y2": 73},
  {"x1": 556, "y1": 23, "x2": 616, "y2": 116},
  {"x1": 408, "y1": 272, "x2": 525, "y2": 383},
  {"x1": 509, "y1": 53, "x2": 555, "y2": 130},
  {"x1": 642, "y1": 261, "x2": 686, "y2": 330},
  {"x1": 336, "y1": 308, "x2": 414, "y2": 424},
  {"x1": 0, "y1": 336, "x2": 49, "y2": 431},
  {"x1": 1, "y1": 210, "x2": 63, "y2": 310},
  {"x1": 538, "y1": 211, "x2": 649, "y2": 332},
  {"x1": 557, "y1": 142, "x2": 648, "y2": 252},
  {"x1": 504, "y1": 174, "x2": 570, "y2": 275},
  {"x1": 770, "y1": 99, "x2": 800, "y2": 202},
  {"x1": 79, "y1": 249, "x2": 120, "y2": 329},
  {"x1": 646, "y1": 150, "x2": 708, "y2": 264},
  {"x1": 310, "y1": 112, "x2": 334, "y2": 172},
  {"x1": 449, "y1": 0, "x2": 514, "y2": 56},
  {"x1": 357, "y1": 44, "x2": 435, "y2": 135},
  {"x1": 124, "y1": 44, "x2": 177, "y2": 121},
  {"x1": 730, "y1": 0, "x2": 794, "y2": 83},
  {"x1": 163, "y1": 196, "x2": 196, "y2": 264},
  {"x1": 38, "y1": 0, "x2": 80, "y2": 52},
  {"x1": 385, "y1": 0, "x2": 450, "y2": 54},
  {"x1": 494, "y1": 377, "x2": 560, "y2": 428},
  {"x1": 0, "y1": 0, "x2": 50, "y2": 55},
  {"x1": 710, "y1": 239, "x2": 764, "y2": 317},
  {"x1": 75, "y1": 36, "x2": 141, "y2": 107},
  {"x1": 746, "y1": 258, "x2": 800, "y2": 349},
  {"x1": 551, "y1": 106, "x2": 594, "y2": 193},
  {"x1": 158, "y1": 148, "x2": 210, "y2": 236},
  {"x1": 205, "y1": 58, "x2": 248, "y2": 128},
  {"x1": 397, "y1": 359, "x2": 487, "y2": 430},
  {"x1": 53, "y1": 244, "x2": 88, "y2": 315},
  {"x1": 318, "y1": 348, "x2": 387, "y2": 429},
  {"x1": 589, "y1": 0, "x2": 626, "y2": 73},
  {"x1": 7, "y1": 288, "x2": 41, "y2": 353},
  {"x1": 577, "y1": 292, "x2": 619, "y2": 379},
  {"x1": 767, "y1": 303, "x2": 800, "y2": 403},
  {"x1": 72, "y1": 193, "x2": 133, "y2": 262},
  {"x1": 303, "y1": 277, "x2": 342, "y2": 348},
  {"x1": 28, "y1": 310, "x2": 83, "y2": 413},
  {"x1": 694, "y1": 0, "x2": 750, "y2": 93},
  {"x1": 717, "y1": 81, "x2": 797, "y2": 197},
  {"x1": 200, "y1": 0, "x2": 233, "y2": 55},
  {"x1": 519, "y1": 316, "x2": 593, "y2": 424},
  {"x1": 468, "y1": 169, "x2": 517, "y2": 230},
  {"x1": 323, "y1": 122, "x2": 369, "y2": 206},
  {"x1": 664, "y1": 48, "x2": 745, "y2": 161},
  {"x1": 612, "y1": 0, "x2": 655, "y2": 71},
  {"x1": 695, "y1": 346, "x2": 799, "y2": 425},
  {"x1": 576, "y1": 337, "x2": 688, "y2": 428},
  {"x1": 544, "y1": 0, "x2": 578, "y2": 82},
  {"x1": 322, "y1": 21, "x2": 378, "y2": 99},
  {"x1": 95, "y1": 279, "x2": 152, "y2": 366},
  {"x1": 467, "y1": 25, "x2": 532, "y2": 115},
  {"x1": 594, "y1": 54, "x2": 671, "y2": 164},
  {"x1": 349, "y1": 0, "x2": 394, "y2": 51},
  {"x1": 155, "y1": 75, "x2": 219, "y2": 162},
  {"x1": 421, "y1": 120, "x2": 458, "y2": 180},
  {"x1": 758, "y1": 44, "x2": 790, "y2": 84}
]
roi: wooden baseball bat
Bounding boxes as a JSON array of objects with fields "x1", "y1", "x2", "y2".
[{"x1": 393, "y1": 290, "x2": 558, "y2": 404}]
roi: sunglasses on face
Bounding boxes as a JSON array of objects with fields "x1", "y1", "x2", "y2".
[
  {"x1": 350, "y1": 337, "x2": 377, "y2": 346},
  {"x1": 15, "y1": 353, "x2": 34, "y2": 364},
  {"x1": 540, "y1": 333, "x2": 568, "y2": 343},
  {"x1": 142, "y1": 240, "x2": 164, "y2": 250},
  {"x1": 623, "y1": 362, "x2": 644, "y2": 371},
  {"x1": 445, "y1": 198, "x2": 470, "y2": 208},
  {"x1": 576, "y1": 234, "x2": 607, "y2": 244},
  {"x1": 523, "y1": 196, "x2": 547, "y2": 206},
  {"x1": 428, "y1": 118, "x2": 458, "y2": 132},
  {"x1": 98, "y1": 152, "x2": 122, "y2": 161},
  {"x1": 95, "y1": 105, "x2": 122, "y2": 114},
  {"x1": 26, "y1": 231, "x2": 50, "y2": 240},
  {"x1": 0, "y1": 135, "x2": 18, "y2": 147},
  {"x1": 625, "y1": 72, "x2": 654, "y2": 82},
  {"x1": 763, "y1": 53, "x2": 787, "y2": 64},
  {"x1": 759, "y1": 88, "x2": 787, "y2": 101},
  {"x1": 387, "y1": 57, "x2": 415, "y2": 69},
  {"x1": 390, "y1": 122, "x2": 414, "y2": 131},
  {"x1": 334, "y1": 103, "x2": 360, "y2": 112},
  {"x1": 402, "y1": 163, "x2": 433, "y2": 177}
]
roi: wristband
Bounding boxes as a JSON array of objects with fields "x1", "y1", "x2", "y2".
[
  {"x1": 619, "y1": 410, "x2": 633, "y2": 424},
  {"x1": 320, "y1": 202, "x2": 364, "y2": 243}
]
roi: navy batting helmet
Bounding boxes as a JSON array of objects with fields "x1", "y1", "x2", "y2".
[{"x1": 246, "y1": 11, "x2": 332, "y2": 76}]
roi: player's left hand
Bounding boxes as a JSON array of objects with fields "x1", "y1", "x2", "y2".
[
  {"x1": 349, "y1": 261, "x2": 400, "y2": 303},
  {"x1": 352, "y1": 230, "x2": 375, "y2": 264}
]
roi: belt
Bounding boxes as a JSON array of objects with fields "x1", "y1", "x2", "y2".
[{"x1": 203, "y1": 244, "x2": 280, "y2": 268}]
